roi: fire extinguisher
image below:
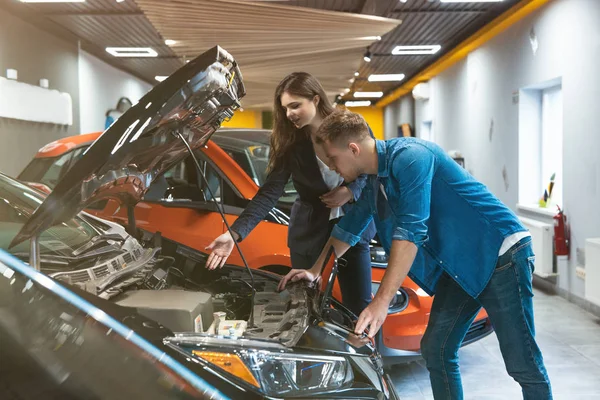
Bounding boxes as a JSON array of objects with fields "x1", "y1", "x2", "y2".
[{"x1": 554, "y1": 205, "x2": 570, "y2": 257}]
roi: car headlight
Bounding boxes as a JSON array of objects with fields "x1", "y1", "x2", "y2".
[
  {"x1": 193, "y1": 349, "x2": 353, "y2": 397},
  {"x1": 371, "y1": 282, "x2": 409, "y2": 314}
]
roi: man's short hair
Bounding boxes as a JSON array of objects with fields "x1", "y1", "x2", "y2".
[{"x1": 316, "y1": 110, "x2": 370, "y2": 146}]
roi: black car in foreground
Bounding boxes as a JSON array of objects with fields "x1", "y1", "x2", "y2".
[{"x1": 0, "y1": 46, "x2": 398, "y2": 399}]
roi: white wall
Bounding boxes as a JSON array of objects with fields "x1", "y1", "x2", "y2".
[
  {"x1": 0, "y1": 7, "x2": 80, "y2": 177},
  {"x1": 383, "y1": 94, "x2": 414, "y2": 139},
  {"x1": 78, "y1": 50, "x2": 152, "y2": 133},
  {"x1": 404, "y1": 0, "x2": 600, "y2": 299}
]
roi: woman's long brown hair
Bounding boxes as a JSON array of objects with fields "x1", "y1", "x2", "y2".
[{"x1": 268, "y1": 72, "x2": 335, "y2": 173}]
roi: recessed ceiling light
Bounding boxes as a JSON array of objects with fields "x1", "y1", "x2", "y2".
[
  {"x1": 354, "y1": 92, "x2": 383, "y2": 98},
  {"x1": 368, "y1": 74, "x2": 405, "y2": 82},
  {"x1": 363, "y1": 48, "x2": 372, "y2": 63},
  {"x1": 155, "y1": 76, "x2": 168, "y2": 82},
  {"x1": 19, "y1": 0, "x2": 85, "y2": 2},
  {"x1": 164, "y1": 39, "x2": 177, "y2": 46},
  {"x1": 441, "y1": 0, "x2": 502, "y2": 2},
  {"x1": 354, "y1": 72, "x2": 359, "y2": 77},
  {"x1": 345, "y1": 101, "x2": 371, "y2": 107},
  {"x1": 106, "y1": 47, "x2": 158, "y2": 57},
  {"x1": 343, "y1": 88, "x2": 351, "y2": 93},
  {"x1": 391, "y1": 45, "x2": 441, "y2": 55}
]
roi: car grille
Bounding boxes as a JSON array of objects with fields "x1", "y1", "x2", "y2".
[
  {"x1": 69, "y1": 270, "x2": 92, "y2": 284},
  {"x1": 467, "y1": 318, "x2": 488, "y2": 335},
  {"x1": 93, "y1": 265, "x2": 110, "y2": 279},
  {"x1": 123, "y1": 253, "x2": 133, "y2": 264},
  {"x1": 463, "y1": 317, "x2": 493, "y2": 346}
]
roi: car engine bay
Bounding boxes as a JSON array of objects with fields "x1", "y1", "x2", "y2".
[{"x1": 47, "y1": 221, "x2": 310, "y2": 346}]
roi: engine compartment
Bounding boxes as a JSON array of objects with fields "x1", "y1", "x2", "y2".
[{"x1": 47, "y1": 230, "x2": 309, "y2": 346}]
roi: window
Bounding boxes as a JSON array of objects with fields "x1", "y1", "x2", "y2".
[
  {"x1": 18, "y1": 147, "x2": 90, "y2": 190},
  {"x1": 0, "y1": 175, "x2": 98, "y2": 257},
  {"x1": 518, "y1": 78, "x2": 563, "y2": 211},
  {"x1": 420, "y1": 121, "x2": 435, "y2": 143},
  {"x1": 18, "y1": 152, "x2": 73, "y2": 188},
  {"x1": 540, "y1": 86, "x2": 563, "y2": 207},
  {"x1": 143, "y1": 156, "x2": 222, "y2": 204}
]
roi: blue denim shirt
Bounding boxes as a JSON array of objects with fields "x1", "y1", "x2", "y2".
[{"x1": 332, "y1": 138, "x2": 526, "y2": 298}]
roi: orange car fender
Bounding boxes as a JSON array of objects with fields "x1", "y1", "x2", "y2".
[{"x1": 248, "y1": 253, "x2": 291, "y2": 270}]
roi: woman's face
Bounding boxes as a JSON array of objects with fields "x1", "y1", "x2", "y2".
[{"x1": 280, "y1": 92, "x2": 318, "y2": 129}]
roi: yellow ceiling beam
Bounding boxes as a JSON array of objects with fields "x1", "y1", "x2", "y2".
[{"x1": 376, "y1": 0, "x2": 553, "y2": 108}]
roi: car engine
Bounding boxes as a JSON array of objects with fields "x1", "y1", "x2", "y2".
[{"x1": 48, "y1": 229, "x2": 308, "y2": 346}]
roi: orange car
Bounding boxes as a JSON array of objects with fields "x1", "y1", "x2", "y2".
[{"x1": 19, "y1": 130, "x2": 493, "y2": 363}]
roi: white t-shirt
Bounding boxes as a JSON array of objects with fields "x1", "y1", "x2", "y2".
[
  {"x1": 499, "y1": 231, "x2": 531, "y2": 256},
  {"x1": 316, "y1": 155, "x2": 345, "y2": 220}
]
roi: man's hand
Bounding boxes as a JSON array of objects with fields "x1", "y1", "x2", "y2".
[
  {"x1": 277, "y1": 268, "x2": 319, "y2": 292},
  {"x1": 205, "y1": 232, "x2": 236, "y2": 270},
  {"x1": 320, "y1": 186, "x2": 353, "y2": 208},
  {"x1": 354, "y1": 298, "x2": 389, "y2": 338}
]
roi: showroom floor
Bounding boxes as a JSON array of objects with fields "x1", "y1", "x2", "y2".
[{"x1": 388, "y1": 289, "x2": 600, "y2": 399}]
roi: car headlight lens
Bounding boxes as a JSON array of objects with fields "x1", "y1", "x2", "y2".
[
  {"x1": 371, "y1": 282, "x2": 409, "y2": 314},
  {"x1": 193, "y1": 350, "x2": 353, "y2": 396}
]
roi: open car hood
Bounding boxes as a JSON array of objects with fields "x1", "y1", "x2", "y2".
[{"x1": 11, "y1": 46, "x2": 245, "y2": 247}]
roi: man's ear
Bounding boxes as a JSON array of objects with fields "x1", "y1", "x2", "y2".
[{"x1": 349, "y1": 142, "x2": 361, "y2": 156}]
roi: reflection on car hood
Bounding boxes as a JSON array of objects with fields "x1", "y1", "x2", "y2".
[{"x1": 11, "y1": 46, "x2": 245, "y2": 247}]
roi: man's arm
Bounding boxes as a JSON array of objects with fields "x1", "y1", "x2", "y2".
[
  {"x1": 278, "y1": 184, "x2": 373, "y2": 291},
  {"x1": 355, "y1": 239, "x2": 417, "y2": 337},
  {"x1": 230, "y1": 162, "x2": 291, "y2": 241},
  {"x1": 356, "y1": 144, "x2": 435, "y2": 338}
]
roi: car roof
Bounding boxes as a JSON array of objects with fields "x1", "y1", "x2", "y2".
[
  {"x1": 34, "y1": 131, "x2": 103, "y2": 158},
  {"x1": 34, "y1": 128, "x2": 272, "y2": 159}
]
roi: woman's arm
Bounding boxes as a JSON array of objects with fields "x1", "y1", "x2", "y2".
[
  {"x1": 229, "y1": 161, "x2": 291, "y2": 241},
  {"x1": 206, "y1": 160, "x2": 291, "y2": 270}
]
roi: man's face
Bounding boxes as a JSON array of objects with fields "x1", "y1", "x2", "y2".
[{"x1": 322, "y1": 140, "x2": 362, "y2": 182}]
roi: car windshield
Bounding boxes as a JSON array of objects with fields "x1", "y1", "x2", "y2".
[
  {"x1": 0, "y1": 175, "x2": 98, "y2": 257},
  {"x1": 0, "y1": 255, "x2": 220, "y2": 400},
  {"x1": 245, "y1": 144, "x2": 296, "y2": 198}
]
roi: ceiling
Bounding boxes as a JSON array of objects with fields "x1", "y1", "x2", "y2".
[{"x1": 1, "y1": 0, "x2": 521, "y2": 108}]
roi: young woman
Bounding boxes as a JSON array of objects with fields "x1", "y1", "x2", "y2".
[{"x1": 205, "y1": 72, "x2": 375, "y2": 315}]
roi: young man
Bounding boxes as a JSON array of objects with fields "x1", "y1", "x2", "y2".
[{"x1": 278, "y1": 110, "x2": 552, "y2": 399}]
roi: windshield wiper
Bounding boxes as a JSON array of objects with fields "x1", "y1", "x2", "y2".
[{"x1": 71, "y1": 234, "x2": 124, "y2": 258}]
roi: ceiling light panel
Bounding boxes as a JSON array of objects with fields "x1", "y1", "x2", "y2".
[
  {"x1": 391, "y1": 45, "x2": 441, "y2": 55},
  {"x1": 106, "y1": 47, "x2": 158, "y2": 57},
  {"x1": 354, "y1": 92, "x2": 383, "y2": 98},
  {"x1": 368, "y1": 74, "x2": 405, "y2": 82},
  {"x1": 345, "y1": 101, "x2": 371, "y2": 107}
]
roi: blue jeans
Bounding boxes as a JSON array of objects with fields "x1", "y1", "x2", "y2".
[
  {"x1": 291, "y1": 237, "x2": 372, "y2": 316},
  {"x1": 421, "y1": 238, "x2": 552, "y2": 399}
]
